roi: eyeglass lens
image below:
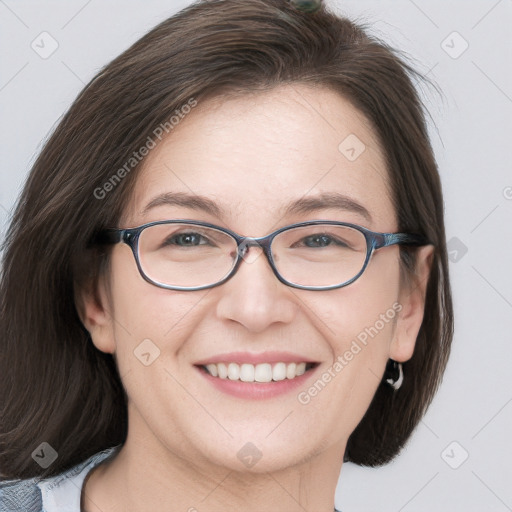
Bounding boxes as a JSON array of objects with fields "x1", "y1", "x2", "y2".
[{"x1": 137, "y1": 223, "x2": 368, "y2": 289}]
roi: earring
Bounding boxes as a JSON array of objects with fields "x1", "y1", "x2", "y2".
[{"x1": 384, "y1": 359, "x2": 403, "y2": 391}]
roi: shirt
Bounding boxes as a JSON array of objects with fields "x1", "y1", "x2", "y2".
[{"x1": 0, "y1": 446, "x2": 120, "y2": 512}]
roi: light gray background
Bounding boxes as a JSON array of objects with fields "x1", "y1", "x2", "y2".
[{"x1": 1, "y1": 1, "x2": 511, "y2": 510}]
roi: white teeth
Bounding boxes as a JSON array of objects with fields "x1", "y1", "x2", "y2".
[
  {"x1": 227, "y1": 362, "x2": 239, "y2": 380},
  {"x1": 255, "y1": 363, "x2": 272, "y2": 382},
  {"x1": 204, "y1": 361, "x2": 313, "y2": 382},
  {"x1": 286, "y1": 362, "x2": 296, "y2": 379},
  {"x1": 272, "y1": 362, "x2": 287, "y2": 381},
  {"x1": 217, "y1": 363, "x2": 228, "y2": 379},
  {"x1": 206, "y1": 364, "x2": 218, "y2": 377},
  {"x1": 239, "y1": 363, "x2": 255, "y2": 382}
]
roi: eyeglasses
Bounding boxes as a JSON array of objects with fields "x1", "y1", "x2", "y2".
[{"x1": 93, "y1": 219, "x2": 429, "y2": 291}]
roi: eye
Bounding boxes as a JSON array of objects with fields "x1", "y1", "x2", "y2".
[
  {"x1": 164, "y1": 232, "x2": 211, "y2": 247},
  {"x1": 299, "y1": 234, "x2": 350, "y2": 248},
  {"x1": 303, "y1": 234, "x2": 334, "y2": 247}
]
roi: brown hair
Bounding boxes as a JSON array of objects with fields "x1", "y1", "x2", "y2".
[{"x1": 0, "y1": 0, "x2": 453, "y2": 479}]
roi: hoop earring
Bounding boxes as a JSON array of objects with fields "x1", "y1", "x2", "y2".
[{"x1": 384, "y1": 359, "x2": 403, "y2": 391}]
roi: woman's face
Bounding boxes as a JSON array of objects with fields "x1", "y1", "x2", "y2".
[{"x1": 83, "y1": 84, "x2": 431, "y2": 473}]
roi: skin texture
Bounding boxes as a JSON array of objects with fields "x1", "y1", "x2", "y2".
[{"x1": 79, "y1": 84, "x2": 433, "y2": 512}]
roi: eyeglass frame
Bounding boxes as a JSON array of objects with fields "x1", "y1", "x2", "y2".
[{"x1": 93, "y1": 219, "x2": 430, "y2": 291}]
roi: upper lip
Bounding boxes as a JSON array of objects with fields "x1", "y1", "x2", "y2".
[{"x1": 194, "y1": 351, "x2": 319, "y2": 366}]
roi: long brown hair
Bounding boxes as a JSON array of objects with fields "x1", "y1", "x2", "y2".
[{"x1": 0, "y1": 0, "x2": 453, "y2": 479}]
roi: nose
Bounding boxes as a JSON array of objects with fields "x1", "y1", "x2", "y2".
[{"x1": 215, "y1": 244, "x2": 298, "y2": 333}]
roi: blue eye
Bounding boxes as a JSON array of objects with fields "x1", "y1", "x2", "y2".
[
  {"x1": 166, "y1": 232, "x2": 210, "y2": 246},
  {"x1": 301, "y1": 234, "x2": 349, "y2": 248},
  {"x1": 304, "y1": 235, "x2": 330, "y2": 247}
]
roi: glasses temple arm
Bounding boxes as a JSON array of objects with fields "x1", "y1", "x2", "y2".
[
  {"x1": 90, "y1": 228, "x2": 124, "y2": 246},
  {"x1": 380, "y1": 233, "x2": 431, "y2": 248}
]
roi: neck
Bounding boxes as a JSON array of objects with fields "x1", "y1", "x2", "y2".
[{"x1": 82, "y1": 428, "x2": 344, "y2": 512}]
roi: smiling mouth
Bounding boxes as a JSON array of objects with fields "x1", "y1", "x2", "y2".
[{"x1": 199, "y1": 362, "x2": 318, "y2": 383}]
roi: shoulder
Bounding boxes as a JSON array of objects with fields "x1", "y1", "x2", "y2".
[{"x1": 0, "y1": 445, "x2": 120, "y2": 512}]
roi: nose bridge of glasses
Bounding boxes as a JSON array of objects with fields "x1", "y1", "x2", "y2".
[{"x1": 235, "y1": 236, "x2": 274, "y2": 265}]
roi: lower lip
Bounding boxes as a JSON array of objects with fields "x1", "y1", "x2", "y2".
[{"x1": 195, "y1": 365, "x2": 319, "y2": 400}]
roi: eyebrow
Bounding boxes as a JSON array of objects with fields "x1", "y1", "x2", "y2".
[
  {"x1": 141, "y1": 191, "x2": 371, "y2": 222},
  {"x1": 141, "y1": 192, "x2": 224, "y2": 218},
  {"x1": 282, "y1": 192, "x2": 371, "y2": 222}
]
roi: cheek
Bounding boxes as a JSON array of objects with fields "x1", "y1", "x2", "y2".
[
  {"x1": 296, "y1": 253, "x2": 401, "y2": 433},
  {"x1": 310, "y1": 250, "x2": 401, "y2": 346},
  {"x1": 107, "y1": 248, "x2": 202, "y2": 370},
  {"x1": 106, "y1": 258, "x2": 208, "y2": 439}
]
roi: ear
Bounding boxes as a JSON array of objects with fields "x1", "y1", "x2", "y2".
[
  {"x1": 75, "y1": 274, "x2": 116, "y2": 354},
  {"x1": 390, "y1": 245, "x2": 434, "y2": 362}
]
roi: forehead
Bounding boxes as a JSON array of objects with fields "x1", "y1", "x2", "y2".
[{"x1": 125, "y1": 84, "x2": 395, "y2": 231}]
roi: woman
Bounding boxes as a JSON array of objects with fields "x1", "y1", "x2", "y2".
[{"x1": 0, "y1": 0, "x2": 453, "y2": 511}]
